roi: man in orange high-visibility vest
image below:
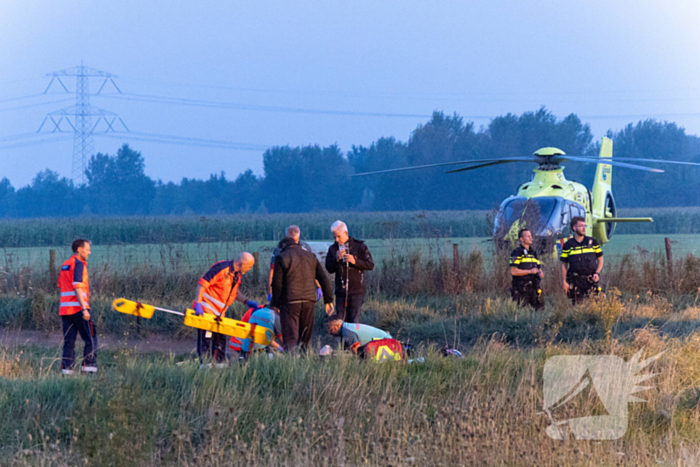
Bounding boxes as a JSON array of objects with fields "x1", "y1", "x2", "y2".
[
  {"x1": 193, "y1": 252, "x2": 258, "y2": 366},
  {"x1": 58, "y1": 239, "x2": 97, "y2": 374}
]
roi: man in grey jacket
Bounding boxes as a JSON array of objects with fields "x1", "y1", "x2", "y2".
[{"x1": 271, "y1": 235, "x2": 334, "y2": 352}]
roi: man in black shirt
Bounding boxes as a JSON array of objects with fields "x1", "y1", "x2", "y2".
[
  {"x1": 509, "y1": 228, "x2": 544, "y2": 310},
  {"x1": 560, "y1": 216, "x2": 604, "y2": 304},
  {"x1": 325, "y1": 220, "x2": 374, "y2": 324}
]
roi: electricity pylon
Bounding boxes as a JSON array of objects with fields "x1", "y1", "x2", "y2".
[{"x1": 38, "y1": 63, "x2": 128, "y2": 185}]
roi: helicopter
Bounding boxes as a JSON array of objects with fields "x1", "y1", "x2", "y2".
[{"x1": 353, "y1": 137, "x2": 700, "y2": 247}]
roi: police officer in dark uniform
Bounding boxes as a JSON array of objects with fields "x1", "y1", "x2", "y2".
[
  {"x1": 509, "y1": 228, "x2": 544, "y2": 310},
  {"x1": 560, "y1": 216, "x2": 604, "y2": 304}
]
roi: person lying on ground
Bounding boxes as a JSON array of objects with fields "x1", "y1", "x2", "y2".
[{"x1": 325, "y1": 315, "x2": 392, "y2": 355}]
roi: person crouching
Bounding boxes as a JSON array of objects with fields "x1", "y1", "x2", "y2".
[
  {"x1": 325, "y1": 315, "x2": 393, "y2": 356},
  {"x1": 193, "y1": 252, "x2": 259, "y2": 366}
]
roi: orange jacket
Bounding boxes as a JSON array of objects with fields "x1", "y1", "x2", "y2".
[
  {"x1": 197, "y1": 260, "x2": 241, "y2": 317},
  {"x1": 57, "y1": 256, "x2": 89, "y2": 316}
]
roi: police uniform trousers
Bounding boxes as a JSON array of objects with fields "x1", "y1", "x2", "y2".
[
  {"x1": 511, "y1": 285, "x2": 543, "y2": 311},
  {"x1": 567, "y1": 274, "x2": 601, "y2": 304}
]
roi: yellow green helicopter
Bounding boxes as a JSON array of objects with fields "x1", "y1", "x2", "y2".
[{"x1": 354, "y1": 137, "x2": 700, "y2": 246}]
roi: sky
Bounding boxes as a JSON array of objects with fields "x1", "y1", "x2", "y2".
[{"x1": 1, "y1": 0, "x2": 700, "y2": 187}]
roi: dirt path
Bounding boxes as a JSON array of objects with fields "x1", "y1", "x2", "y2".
[{"x1": 1, "y1": 329, "x2": 196, "y2": 355}]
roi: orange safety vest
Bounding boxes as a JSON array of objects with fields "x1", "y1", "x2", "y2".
[
  {"x1": 57, "y1": 256, "x2": 89, "y2": 316},
  {"x1": 196, "y1": 260, "x2": 241, "y2": 317}
]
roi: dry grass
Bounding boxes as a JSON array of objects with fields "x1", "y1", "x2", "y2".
[{"x1": 2, "y1": 334, "x2": 700, "y2": 466}]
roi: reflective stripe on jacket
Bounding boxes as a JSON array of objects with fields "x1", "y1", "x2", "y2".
[
  {"x1": 197, "y1": 260, "x2": 241, "y2": 317},
  {"x1": 560, "y1": 236, "x2": 603, "y2": 276},
  {"x1": 510, "y1": 244, "x2": 540, "y2": 288},
  {"x1": 57, "y1": 256, "x2": 89, "y2": 316}
]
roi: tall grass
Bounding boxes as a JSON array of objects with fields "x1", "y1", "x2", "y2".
[
  {"x1": 0, "y1": 242, "x2": 698, "y2": 347},
  {"x1": 1, "y1": 335, "x2": 700, "y2": 466}
]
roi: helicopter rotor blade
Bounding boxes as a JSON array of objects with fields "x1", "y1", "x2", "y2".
[
  {"x1": 445, "y1": 159, "x2": 532, "y2": 173},
  {"x1": 598, "y1": 157, "x2": 700, "y2": 167},
  {"x1": 351, "y1": 157, "x2": 534, "y2": 176},
  {"x1": 558, "y1": 155, "x2": 664, "y2": 173}
]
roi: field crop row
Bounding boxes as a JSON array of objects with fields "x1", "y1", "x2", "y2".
[{"x1": 0, "y1": 207, "x2": 697, "y2": 247}]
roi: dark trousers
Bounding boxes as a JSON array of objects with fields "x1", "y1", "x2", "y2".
[
  {"x1": 511, "y1": 288, "x2": 543, "y2": 310},
  {"x1": 62, "y1": 313, "x2": 97, "y2": 371},
  {"x1": 567, "y1": 275, "x2": 601, "y2": 304},
  {"x1": 280, "y1": 301, "x2": 315, "y2": 352},
  {"x1": 197, "y1": 330, "x2": 228, "y2": 363},
  {"x1": 335, "y1": 294, "x2": 364, "y2": 323}
]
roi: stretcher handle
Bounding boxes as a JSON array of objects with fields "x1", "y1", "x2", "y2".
[{"x1": 151, "y1": 305, "x2": 185, "y2": 317}]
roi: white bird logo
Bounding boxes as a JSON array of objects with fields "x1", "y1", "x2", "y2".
[{"x1": 542, "y1": 349, "x2": 665, "y2": 440}]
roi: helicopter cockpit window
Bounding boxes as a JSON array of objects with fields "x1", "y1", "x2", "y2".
[
  {"x1": 558, "y1": 201, "x2": 586, "y2": 237},
  {"x1": 495, "y1": 197, "x2": 558, "y2": 234},
  {"x1": 495, "y1": 196, "x2": 586, "y2": 238}
]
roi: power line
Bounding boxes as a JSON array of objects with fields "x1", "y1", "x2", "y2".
[
  {"x1": 0, "y1": 136, "x2": 71, "y2": 151},
  {"x1": 0, "y1": 98, "x2": 74, "y2": 114},
  {"x1": 96, "y1": 131, "x2": 269, "y2": 151},
  {"x1": 118, "y1": 76, "x2": 700, "y2": 100},
  {"x1": 97, "y1": 92, "x2": 434, "y2": 119},
  {"x1": 0, "y1": 93, "x2": 47, "y2": 105},
  {"x1": 0, "y1": 132, "x2": 48, "y2": 143}
]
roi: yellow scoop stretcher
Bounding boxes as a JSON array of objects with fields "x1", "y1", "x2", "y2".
[{"x1": 112, "y1": 298, "x2": 272, "y2": 346}]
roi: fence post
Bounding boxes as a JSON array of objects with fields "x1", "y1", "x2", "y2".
[
  {"x1": 664, "y1": 237, "x2": 674, "y2": 289},
  {"x1": 252, "y1": 252, "x2": 260, "y2": 285},
  {"x1": 49, "y1": 250, "x2": 57, "y2": 286},
  {"x1": 453, "y1": 243, "x2": 459, "y2": 274}
]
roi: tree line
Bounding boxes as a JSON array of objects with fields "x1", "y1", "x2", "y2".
[{"x1": 1, "y1": 107, "x2": 699, "y2": 218}]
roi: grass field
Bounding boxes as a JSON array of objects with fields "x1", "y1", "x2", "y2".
[
  {"x1": 0, "y1": 207, "x2": 697, "y2": 248},
  {"x1": 3, "y1": 306, "x2": 700, "y2": 466},
  {"x1": 1, "y1": 211, "x2": 700, "y2": 465}
]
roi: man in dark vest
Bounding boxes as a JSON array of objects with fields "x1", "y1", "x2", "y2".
[
  {"x1": 509, "y1": 228, "x2": 544, "y2": 310},
  {"x1": 560, "y1": 216, "x2": 604, "y2": 304}
]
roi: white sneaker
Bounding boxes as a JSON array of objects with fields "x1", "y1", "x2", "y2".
[
  {"x1": 82, "y1": 366, "x2": 98, "y2": 373},
  {"x1": 215, "y1": 363, "x2": 228, "y2": 368},
  {"x1": 199, "y1": 363, "x2": 212, "y2": 369},
  {"x1": 62, "y1": 369, "x2": 74, "y2": 375}
]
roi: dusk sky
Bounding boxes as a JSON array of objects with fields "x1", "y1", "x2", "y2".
[{"x1": 1, "y1": 1, "x2": 700, "y2": 186}]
